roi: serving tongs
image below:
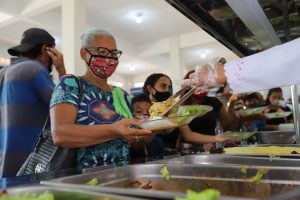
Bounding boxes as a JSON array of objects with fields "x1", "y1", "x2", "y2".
[{"x1": 161, "y1": 86, "x2": 197, "y2": 118}]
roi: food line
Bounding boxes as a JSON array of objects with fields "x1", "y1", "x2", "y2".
[{"x1": 2, "y1": 92, "x2": 300, "y2": 199}]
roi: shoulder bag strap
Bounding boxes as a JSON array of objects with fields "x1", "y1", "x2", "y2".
[{"x1": 39, "y1": 75, "x2": 83, "y2": 140}]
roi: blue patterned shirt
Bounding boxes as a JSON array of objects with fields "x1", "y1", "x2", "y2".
[{"x1": 50, "y1": 75, "x2": 131, "y2": 169}]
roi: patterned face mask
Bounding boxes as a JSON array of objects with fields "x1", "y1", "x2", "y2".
[{"x1": 87, "y1": 55, "x2": 119, "y2": 79}]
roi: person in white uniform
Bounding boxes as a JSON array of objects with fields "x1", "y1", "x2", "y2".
[{"x1": 182, "y1": 38, "x2": 300, "y2": 94}]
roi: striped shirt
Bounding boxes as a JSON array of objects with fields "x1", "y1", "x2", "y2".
[{"x1": 0, "y1": 57, "x2": 54, "y2": 178}]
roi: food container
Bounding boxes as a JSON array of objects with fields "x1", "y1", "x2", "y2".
[
  {"x1": 255, "y1": 131, "x2": 296, "y2": 144},
  {"x1": 223, "y1": 144, "x2": 300, "y2": 158},
  {"x1": 0, "y1": 185, "x2": 145, "y2": 200},
  {"x1": 42, "y1": 163, "x2": 300, "y2": 199},
  {"x1": 152, "y1": 154, "x2": 300, "y2": 168}
]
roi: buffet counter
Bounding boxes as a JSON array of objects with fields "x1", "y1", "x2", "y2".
[{"x1": 2, "y1": 147, "x2": 300, "y2": 199}]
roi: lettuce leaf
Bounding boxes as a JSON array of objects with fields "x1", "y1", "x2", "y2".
[
  {"x1": 160, "y1": 165, "x2": 170, "y2": 181},
  {"x1": 252, "y1": 168, "x2": 268, "y2": 184},
  {"x1": 175, "y1": 189, "x2": 220, "y2": 200},
  {"x1": 0, "y1": 192, "x2": 54, "y2": 200},
  {"x1": 86, "y1": 178, "x2": 98, "y2": 186}
]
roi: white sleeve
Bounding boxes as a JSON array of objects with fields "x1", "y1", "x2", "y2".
[{"x1": 224, "y1": 37, "x2": 300, "y2": 94}]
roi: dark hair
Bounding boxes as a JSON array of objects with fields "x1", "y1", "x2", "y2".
[
  {"x1": 216, "y1": 86, "x2": 224, "y2": 94},
  {"x1": 243, "y1": 92, "x2": 261, "y2": 103},
  {"x1": 21, "y1": 43, "x2": 53, "y2": 59},
  {"x1": 266, "y1": 87, "x2": 282, "y2": 104},
  {"x1": 131, "y1": 93, "x2": 151, "y2": 107},
  {"x1": 142, "y1": 73, "x2": 172, "y2": 96}
]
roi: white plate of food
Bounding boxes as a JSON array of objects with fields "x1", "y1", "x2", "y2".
[
  {"x1": 265, "y1": 112, "x2": 292, "y2": 119},
  {"x1": 136, "y1": 105, "x2": 212, "y2": 131},
  {"x1": 240, "y1": 106, "x2": 266, "y2": 117},
  {"x1": 222, "y1": 131, "x2": 256, "y2": 140}
]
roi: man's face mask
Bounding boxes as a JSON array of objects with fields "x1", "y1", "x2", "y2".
[
  {"x1": 152, "y1": 88, "x2": 171, "y2": 102},
  {"x1": 86, "y1": 54, "x2": 118, "y2": 79}
]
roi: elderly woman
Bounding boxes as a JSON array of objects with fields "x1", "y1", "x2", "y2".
[{"x1": 50, "y1": 29, "x2": 151, "y2": 169}]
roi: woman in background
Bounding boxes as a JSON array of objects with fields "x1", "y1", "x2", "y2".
[
  {"x1": 143, "y1": 73, "x2": 233, "y2": 155},
  {"x1": 264, "y1": 88, "x2": 292, "y2": 130}
]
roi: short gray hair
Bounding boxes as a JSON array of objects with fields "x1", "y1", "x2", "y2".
[{"x1": 80, "y1": 29, "x2": 114, "y2": 48}]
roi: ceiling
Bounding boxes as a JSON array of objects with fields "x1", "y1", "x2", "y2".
[{"x1": 0, "y1": 0, "x2": 239, "y2": 78}]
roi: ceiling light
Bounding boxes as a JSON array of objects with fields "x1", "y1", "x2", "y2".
[
  {"x1": 135, "y1": 13, "x2": 143, "y2": 24},
  {"x1": 200, "y1": 51, "x2": 207, "y2": 58},
  {"x1": 129, "y1": 64, "x2": 135, "y2": 71}
]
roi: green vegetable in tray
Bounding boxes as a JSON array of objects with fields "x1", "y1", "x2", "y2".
[
  {"x1": 160, "y1": 165, "x2": 170, "y2": 181},
  {"x1": 268, "y1": 154, "x2": 278, "y2": 162},
  {"x1": 0, "y1": 192, "x2": 54, "y2": 200},
  {"x1": 175, "y1": 189, "x2": 220, "y2": 200},
  {"x1": 86, "y1": 178, "x2": 98, "y2": 186},
  {"x1": 240, "y1": 166, "x2": 248, "y2": 175},
  {"x1": 180, "y1": 106, "x2": 205, "y2": 116},
  {"x1": 252, "y1": 168, "x2": 268, "y2": 184}
]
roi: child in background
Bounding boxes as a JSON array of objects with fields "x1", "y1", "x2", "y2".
[
  {"x1": 264, "y1": 88, "x2": 292, "y2": 130},
  {"x1": 130, "y1": 94, "x2": 164, "y2": 158},
  {"x1": 132, "y1": 94, "x2": 151, "y2": 120}
]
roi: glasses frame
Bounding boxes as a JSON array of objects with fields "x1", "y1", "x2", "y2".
[{"x1": 85, "y1": 47, "x2": 122, "y2": 59}]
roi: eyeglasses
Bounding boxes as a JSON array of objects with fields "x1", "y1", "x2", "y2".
[{"x1": 85, "y1": 47, "x2": 122, "y2": 59}]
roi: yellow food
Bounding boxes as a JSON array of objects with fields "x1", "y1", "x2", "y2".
[
  {"x1": 149, "y1": 98, "x2": 176, "y2": 119},
  {"x1": 224, "y1": 146, "x2": 300, "y2": 155}
]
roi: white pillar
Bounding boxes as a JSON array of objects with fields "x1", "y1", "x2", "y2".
[
  {"x1": 169, "y1": 36, "x2": 183, "y2": 92},
  {"x1": 61, "y1": 0, "x2": 86, "y2": 75}
]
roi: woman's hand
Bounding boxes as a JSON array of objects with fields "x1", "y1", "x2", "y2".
[
  {"x1": 113, "y1": 118, "x2": 152, "y2": 143},
  {"x1": 214, "y1": 133, "x2": 235, "y2": 143}
]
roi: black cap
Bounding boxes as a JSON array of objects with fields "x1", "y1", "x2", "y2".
[{"x1": 8, "y1": 28, "x2": 55, "y2": 56}]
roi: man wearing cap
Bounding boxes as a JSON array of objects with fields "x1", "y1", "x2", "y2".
[{"x1": 0, "y1": 27, "x2": 66, "y2": 178}]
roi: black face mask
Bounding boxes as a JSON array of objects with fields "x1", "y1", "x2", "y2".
[
  {"x1": 153, "y1": 88, "x2": 171, "y2": 102},
  {"x1": 47, "y1": 57, "x2": 53, "y2": 73}
]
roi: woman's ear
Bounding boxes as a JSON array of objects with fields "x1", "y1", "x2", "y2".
[
  {"x1": 80, "y1": 48, "x2": 88, "y2": 61},
  {"x1": 147, "y1": 85, "x2": 153, "y2": 95}
]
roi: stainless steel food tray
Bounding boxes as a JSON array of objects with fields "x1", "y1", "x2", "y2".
[
  {"x1": 42, "y1": 163, "x2": 300, "y2": 199},
  {"x1": 0, "y1": 185, "x2": 145, "y2": 200},
  {"x1": 152, "y1": 154, "x2": 300, "y2": 168},
  {"x1": 223, "y1": 144, "x2": 300, "y2": 158},
  {"x1": 255, "y1": 131, "x2": 296, "y2": 144}
]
